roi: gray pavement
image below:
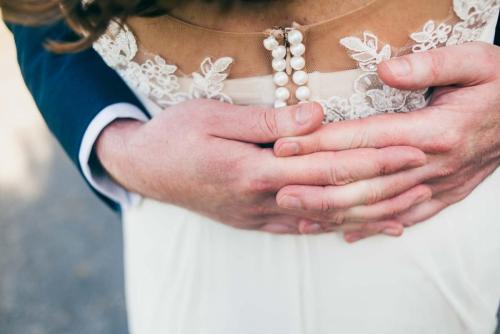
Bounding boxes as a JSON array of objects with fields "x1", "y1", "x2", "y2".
[
  {"x1": 0, "y1": 142, "x2": 128, "y2": 334},
  {"x1": 0, "y1": 23, "x2": 127, "y2": 334}
]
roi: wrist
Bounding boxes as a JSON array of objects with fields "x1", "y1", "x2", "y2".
[{"x1": 95, "y1": 119, "x2": 145, "y2": 190}]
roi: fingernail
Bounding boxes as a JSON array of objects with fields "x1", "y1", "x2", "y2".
[
  {"x1": 346, "y1": 233, "x2": 363, "y2": 243},
  {"x1": 386, "y1": 58, "x2": 411, "y2": 77},
  {"x1": 295, "y1": 104, "x2": 313, "y2": 125},
  {"x1": 405, "y1": 158, "x2": 426, "y2": 169},
  {"x1": 303, "y1": 223, "x2": 322, "y2": 234},
  {"x1": 382, "y1": 227, "x2": 402, "y2": 236},
  {"x1": 265, "y1": 223, "x2": 296, "y2": 234},
  {"x1": 277, "y1": 142, "x2": 299, "y2": 156},
  {"x1": 407, "y1": 153, "x2": 428, "y2": 168},
  {"x1": 278, "y1": 195, "x2": 302, "y2": 209}
]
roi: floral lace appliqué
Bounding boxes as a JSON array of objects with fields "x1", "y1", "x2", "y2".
[
  {"x1": 93, "y1": 0, "x2": 498, "y2": 121},
  {"x1": 93, "y1": 22, "x2": 233, "y2": 107},
  {"x1": 320, "y1": 0, "x2": 498, "y2": 122},
  {"x1": 411, "y1": 0, "x2": 500, "y2": 51},
  {"x1": 320, "y1": 33, "x2": 428, "y2": 123}
]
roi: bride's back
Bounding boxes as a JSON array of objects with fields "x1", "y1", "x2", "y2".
[
  {"x1": 94, "y1": 0, "x2": 497, "y2": 121},
  {"x1": 125, "y1": 0, "x2": 453, "y2": 76},
  {"x1": 91, "y1": 1, "x2": 500, "y2": 333}
]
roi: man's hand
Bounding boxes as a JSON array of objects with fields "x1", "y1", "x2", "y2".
[
  {"x1": 273, "y1": 42, "x2": 500, "y2": 241},
  {"x1": 96, "y1": 99, "x2": 426, "y2": 234}
]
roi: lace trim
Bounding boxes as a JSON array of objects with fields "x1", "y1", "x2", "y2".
[
  {"x1": 320, "y1": 0, "x2": 500, "y2": 122},
  {"x1": 93, "y1": 22, "x2": 233, "y2": 107},
  {"x1": 93, "y1": 0, "x2": 499, "y2": 121},
  {"x1": 411, "y1": 0, "x2": 500, "y2": 51}
]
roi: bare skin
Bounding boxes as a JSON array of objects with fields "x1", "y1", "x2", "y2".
[
  {"x1": 274, "y1": 42, "x2": 500, "y2": 241},
  {"x1": 96, "y1": 101, "x2": 427, "y2": 234}
]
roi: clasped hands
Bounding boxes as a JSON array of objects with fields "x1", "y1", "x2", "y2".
[{"x1": 97, "y1": 42, "x2": 500, "y2": 242}]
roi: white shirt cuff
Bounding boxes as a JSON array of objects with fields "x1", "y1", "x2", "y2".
[{"x1": 79, "y1": 103, "x2": 149, "y2": 209}]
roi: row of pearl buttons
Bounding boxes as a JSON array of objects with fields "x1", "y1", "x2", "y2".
[{"x1": 264, "y1": 28, "x2": 311, "y2": 108}]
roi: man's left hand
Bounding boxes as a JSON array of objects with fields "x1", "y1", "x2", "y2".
[{"x1": 273, "y1": 42, "x2": 500, "y2": 242}]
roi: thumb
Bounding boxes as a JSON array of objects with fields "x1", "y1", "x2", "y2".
[
  {"x1": 205, "y1": 100, "x2": 324, "y2": 143},
  {"x1": 378, "y1": 42, "x2": 497, "y2": 90}
]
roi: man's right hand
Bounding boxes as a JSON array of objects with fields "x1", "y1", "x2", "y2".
[{"x1": 95, "y1": 99, "x2": 427, "y2": 235}]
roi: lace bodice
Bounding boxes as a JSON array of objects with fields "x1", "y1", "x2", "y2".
[{"x1": 93, "y1": 0, "x2": 500, "y2": 122}]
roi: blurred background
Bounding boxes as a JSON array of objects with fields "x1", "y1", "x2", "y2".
[{"x1": 0, "y1": 22, "x2": 128, "y2": 333}]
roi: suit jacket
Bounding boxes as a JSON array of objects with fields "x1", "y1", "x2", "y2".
[
  {"x1": 6, "y1": 18, "x2": 500, "y2": 211},
  {"x1": 6, "y1": 21, "x2": 148, "y2": 211},
  {"x1": 495, "y1": 16, "x2": 499, "y2": 45}
]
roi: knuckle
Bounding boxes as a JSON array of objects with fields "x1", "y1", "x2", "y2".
[
  {"x1": 245, "y1": 174, "x2": 275, "y2": 194},
  {"x1": 463, "y1": 43, "x2": 496, "y2": 81},
  {"x1": 320, "y1": 195, "x2": 334, "y2": 212},
  {"x1": 371, "y1": 128, "x2": 394, "y2": 146},
  {"x1": 202, "y1": 112, "x2": 223, "y2": 130},
  {"x1": 349, "y1": 126, "x2": 370, "y2": 149},
  {"x1": 475, "y1": 42, "x2": 495, "y2": 65},
  {"x1": 259, "y1": 108, "x2": 280, "y2": 138},
  {"x1": 192, "y1": 98, "x2": 223, "y2": 116},
  {"x1": 479, "y1": 44, "x2": 499, "y2": 79},
  {"x1": 311, "y1": 133, "x2": 324, "y2": 154},
  {"x1": 365, "y1": 184, "x2": 384, "y2": 204},
  {"x1": 436, "y1": 162, "x2": 458, "y2": 178},
  {"x1": 374, "y1": 155, "x2": 390, "y2": 176},
  {"x1": 384, "y1": 202, "x2": 404, "y2": 218},
  {"x1": 428, "y1": 50, "x2": 446, "y2": 83},
  {"x1": 330, "y1": 212, "x2": 346, "y2": 225},
  {"x1": 429, "y1": 129, "x2": 461, "y2": 152},
  {"x1": 325, "y1": 153, "x2": 351, "y2": 185}
]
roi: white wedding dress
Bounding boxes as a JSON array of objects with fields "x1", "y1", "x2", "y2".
[{"x1": 94, "y1": 1, "x2": 500, "y2": 333}]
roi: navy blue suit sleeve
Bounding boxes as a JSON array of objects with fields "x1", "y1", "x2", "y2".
[
  {"x1": 6, "y1": 21, "x2": 148, "y2": 211},
  {"x1": 495, "y1": 16, "x2": 499, "y2": 46}
]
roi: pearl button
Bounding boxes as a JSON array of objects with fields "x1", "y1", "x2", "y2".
[
  {"x1": 292, "y1": 70, "x2": 308, "y2": 85},
  {"x1": 290, "y1": 43, "x2": 305, "y2": 56},
  {"x1": 272, "y1": 58, "x2": 287, "y2": 72},
  {"x1": 295, "y1": 86, "x2": 311, "y2": 101},
  {"x1": 263, "y1": 36, "x2": 279, "y2": 51},
  {"x1": 290, "y1": 56, "x2": 305, "y2": 70},
  {"x1": 275, "y1": 87, "x2": 290, "y2": 101},
  {"x1": 273, "y1": 72, "x2": 289, "y2": 86},
  {"x1": 287, "y1": 29, "x2": 303, "y2": 45},
  {"x1": 274, "y1": 100, "x2": 287, "y2": 108},
  {"x1": 272, "y1": 45, "x2": 287, "y2": 59}
]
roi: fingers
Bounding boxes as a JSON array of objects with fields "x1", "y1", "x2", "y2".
[
  {"x1": 342, "y1": 221, "x2": 404, "y2": 243},
  {"x1": 378, "y1": 42, "x2": 498, "y2": 90},
  {"x1": 256, "y1": 215, "x2": 311, "y2": 235},
  {"x1": 258, "y1": 183, "x2": 430, "y2": 236},
  {"x1": 276, "y1": 167, "x2": 429, "y2": 213},
  {"x1": 341, "y1": 185, "x2": 432, "y2": 223},
  {"x1": 203, "y1": 99, "x2": 324, "y2": 143},
  {"x1": 299, "y1": 218, "x2": 402, "y2": 238},
  {"x1": 252, "y1": 146, "x2": 426, "y2": 192},
  {"x1": 394, "y1": 160, "x2": 499, "y2": 227},
  {"x1": 297, "y1": 220, "x2": 324, "y2": 234},
  {"x1": 260, "y1": 223, "x2": 299, "y2": 234},
  {"x1": 280, "y1": 184, "x2": 431, "y2": 234},
  {"x1": 274, "y1": 109, "x2": 449, "y2": 154},
  {"x1": 392, "y1": 199, "x2": 447, "y2": 227},
  {"x1": 342, "y1": 160, "x2": 498, "y2": 241}
]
